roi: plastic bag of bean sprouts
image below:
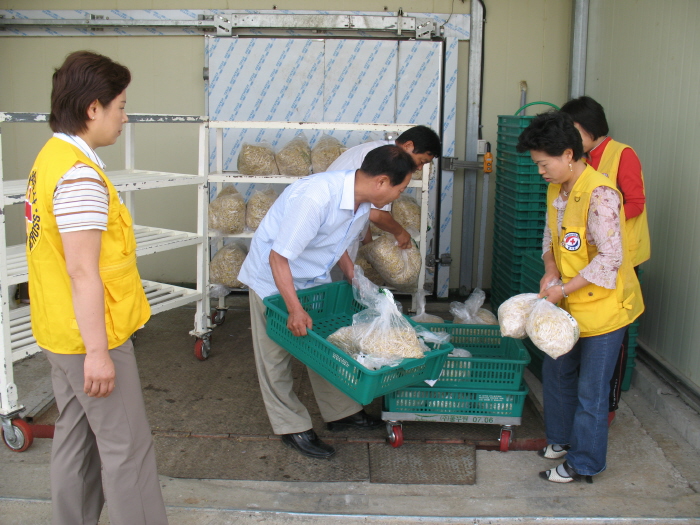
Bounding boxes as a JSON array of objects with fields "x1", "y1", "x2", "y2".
[
  {"x1": 325, "y1": 267, "x2": 449, "y2": 370},
  {"x1": 356, "y1": 244, "x2": 384, "y2": 286},
  {"x1": 450, "y1": 288, "x2": 498, "y2": 325},
  {"x1": 526, "y1": 299, "x2": 580, "y2": 358},
  {"x1": 209, "y1": 243, "x2": 247, "y2": 291},
  {"x1": 411, "y1": 289, "x2": 444, "y2": 324},
  {"x1": 237, "y1": 142, "x2": 280, "y2": 175},
  {"x1": 391, "y1": 195, "x2": 421, "y2": 232},
  {"x1": 245, "y1": 187, "x2": 277, "y2": 230},
  {"x1": 363, "y1": 232, "x2": 421, "y2": 292},
  {"x1": 275, "y1": 134, "x2": 312, "y2": 176},
  {"x1": 311, "y1": 134, "x2": 347, "y2": 173},
  {"x1": 208, "y1": 186, "x2": 246, "y2": 234},
  {"x1": 497, "y1": 279, "x2": 563, "y2": 338}
]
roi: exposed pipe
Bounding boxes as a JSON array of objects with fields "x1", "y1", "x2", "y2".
[{"x1": 569, "y1": 0, "x2": 589, "y2": 98}]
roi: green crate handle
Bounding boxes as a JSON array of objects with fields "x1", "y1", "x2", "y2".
[{"x1": 514, "y1": 101, "x2": 560, "y2": 115}]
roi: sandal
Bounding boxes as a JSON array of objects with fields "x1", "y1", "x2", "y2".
[
  {"x1": 539, "y1": 461, "x2": 593, "y2": 484},
  {"x1": 538, "y1": 444, "x2": 570, "y2": 459}
]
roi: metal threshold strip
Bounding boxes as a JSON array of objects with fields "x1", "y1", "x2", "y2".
[{"x1": 0, "y1": 13, "x2": 439, "y2": 39}]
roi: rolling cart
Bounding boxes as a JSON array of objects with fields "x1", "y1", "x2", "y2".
[{"x1": 381, "y1": 323, "x2": 530, "y2": 451}]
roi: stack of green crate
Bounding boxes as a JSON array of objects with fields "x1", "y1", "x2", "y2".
[{"x1": 492, "y1": 114, "x2": 548, "y2": 309}]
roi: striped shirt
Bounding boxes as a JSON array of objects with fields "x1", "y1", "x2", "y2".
[
  {"x1": 237, "y1": 170, "x2": 370, "y2": 298},
  {"x1": 53, "y1": 134, "x2": 110, "y2": 233}
]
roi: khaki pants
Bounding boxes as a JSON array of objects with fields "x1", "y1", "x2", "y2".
[
  {"x1": 249, "y1": 290, "x2": 361, "y2": 434},
  {"x1": 43, "y1": 340, "x2": 167, "y2": 525}
]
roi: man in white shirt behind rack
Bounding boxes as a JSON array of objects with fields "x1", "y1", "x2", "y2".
[
  {"x1": 327, "y1": 125, "x2": 441, "y2": 259},
  {"x1": 238, "y1": 144, "x2": 416, "y2": 460}
]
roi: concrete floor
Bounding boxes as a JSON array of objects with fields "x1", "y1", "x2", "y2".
[{"x1": 2, "y1": 297, "x2": 700, "y2": 524}]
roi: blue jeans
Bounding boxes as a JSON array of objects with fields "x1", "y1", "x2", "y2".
[{"x1": 542, "y1": 325, "x2": 627, "y2": 476}]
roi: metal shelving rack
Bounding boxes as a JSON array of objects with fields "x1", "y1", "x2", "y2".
[
  {"x1": 205, "y1": 120, "x2": 432, "y2": 319},
  {"x1": 0, "y1": 113, "x2": 211, "y2": 446}
]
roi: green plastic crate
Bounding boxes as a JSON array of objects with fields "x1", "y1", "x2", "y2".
[
  {"x1": 496, "y1": 157, "x2": 540, "y2": 176},
  {"x1": 383, "y1": 385, "x2": 529, "y2": 420},
  {"x1": 497, "y1": 200, "x2": 546, "y2": 221},
  {"x1": 495, "y1": 187, "x2": 548, "y2": 212},
  {"x1": 496, "y1": 208, "x2": 546, "y2": 229},
  {"x1": 497, "y1": 114, "x2": 535, "y2": 128},
  {"x1": 492, "y1": 258, "x2": 522, "y2": 291},
  {"x1": 496, "y1": 171, "x2": 548, "y2": 192},
  {"x1": 523, "y1": 338, "x2": 545, "y2": 381},
  {"x1": 263, "y1": 281, "x2": 454, "y2": 405},
  {"x1": 495, "y1": 180, "x2": 547, "y2": 203},
  {"x1": 417, "y1": 323, "x2": 530, "y2": 390},
  {"x1": 494, "y1": 222, "x2": 543, "y2": 248},
  {"x1": 497, "y1": 139, "x2": 531, "y2": 157},
  {"x1": 497, "y1": 148, "x2": 537, "y2": 167}
]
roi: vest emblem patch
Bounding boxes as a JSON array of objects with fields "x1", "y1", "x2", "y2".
[{"x1": 563, "y1": 232, "x2": 581, "y2": 251}]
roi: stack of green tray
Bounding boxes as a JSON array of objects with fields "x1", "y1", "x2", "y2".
[{"x1": 492, "y1": 115, "x2": 548, "y2": 308}]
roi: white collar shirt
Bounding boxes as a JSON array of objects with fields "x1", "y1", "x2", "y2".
[
  {"x1": 54, "y1": 133, "x2": 106, "y2": 169},
  {"x1": 327, "y1": 140, "x2": 393, "y2": 212},
  {"x1": 238, "y1": 170, "x2": 371, "y2": 298}
]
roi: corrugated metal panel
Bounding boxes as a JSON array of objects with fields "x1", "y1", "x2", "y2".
[{"x1": 586, "y1": 0, "x2": 700, "y2": 389}]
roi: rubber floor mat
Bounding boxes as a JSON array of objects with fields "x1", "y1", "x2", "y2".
[
  {"x1": 369, "y1": 443, "x2": 476, "y2": 485},
  {"x1": 154, "y1": 435, "x2": 370, "y2": 482}
]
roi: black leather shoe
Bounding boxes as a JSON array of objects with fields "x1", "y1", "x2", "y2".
[
  {"x1": 280, "y1": 429, "x2": 335, "y2": 459},
  {"x1": 326, "y1": 410, "x2": 382, "y2": 431}
]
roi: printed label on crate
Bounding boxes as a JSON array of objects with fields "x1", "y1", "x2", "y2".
[
  {"x1": 562, "y1": 232, "x2": 582, "y2": 251},
  {"x1": 477, "y1": 394, "x2": 506, "y2": 403}
]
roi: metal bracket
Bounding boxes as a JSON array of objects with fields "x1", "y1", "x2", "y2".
[
  {"x1": 426, "y1": 253, "x2": 453, "y2": 267},
  {"x1": 215, "y1": 14, "x2": 233, "y2": 36},
  {"x1": 442, "y1": 156, "x2": 483, "y2": 171},
  {"x1": 416, "y1": 18, "x2": 436, "y2": 40}
]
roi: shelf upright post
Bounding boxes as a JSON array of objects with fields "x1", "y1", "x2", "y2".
[
  {"x1": 0, "y1": 123, "x2": 21, "y2": 417},
  {"x1": 193, "y1": 122, "x2": 211, "y2": 335},
  {"x1": 122, "y1": 122, "x2": 136, "y2": 215}
]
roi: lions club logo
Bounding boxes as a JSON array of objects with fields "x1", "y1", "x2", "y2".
[{"x1": 563, "y1": 232, "x2": 581, "y2": 251}]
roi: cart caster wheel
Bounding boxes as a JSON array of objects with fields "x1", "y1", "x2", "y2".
[
  {"x1": 387, "y1": 424, "x2": 403, "y2": 448},
  {"x1": 211, "y1": 309, "x2": 226, "y2": 326},
  {"x1": 194, "y1": 338, "x2": 210, "y2": 361},
  {"x1": 499, "y1": 428, "x2": 512, "y2": 452},
  {"x1": 2, "y1": 419, "x2": 33, "y2": 452}
]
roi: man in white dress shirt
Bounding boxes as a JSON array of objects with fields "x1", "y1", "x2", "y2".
[
  {"x1": 238, "y1": 145, "x2": 415, "y2": 459},
  {"x1": 327, "y1": 125, "x2": 441, "y2": 253}
]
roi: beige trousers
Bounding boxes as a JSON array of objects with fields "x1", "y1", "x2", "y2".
[
  {"x1": 249, "y1": 290, "x2": 361, "y2": 434},
  {"x1": 43, "y1": 340, "x2": 167, "y2": 525}
]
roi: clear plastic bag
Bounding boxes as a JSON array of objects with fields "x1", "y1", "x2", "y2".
[
  {"x1": 450, "y1": 288, "x2": 498, "y2": 325},
  {"x1": 356, "y1": 244, "x2": 384, "y2": 286},
  {"x1": 526, "y1": 299, "x2": 580, "y2": 358},
  {"x1": 208, "y1": 186, "x2": 246, "y2": 234},
  {"x1": 275, "y1": 134, "x2": 312, "y2": 176},
  {"x1": 311, "y1": 134, "x2": 347, "y2": 173},
  {"x1": 497, "y1": 293, "x2": 540, "y2": 339},
  {"x1": 209, "y1": 243, "x2": 247, "y2": 289},
  {"x1": 237, "y1": 142, "x2": 280, "y2": 175},
  {"x1": 391, "y1": 195, "x2": 421, "y2": 232},
  {"x1": 339, "y1": 267, "x2": 430, "y2": 363},
  {"x1": 363, "y1": 233, "x2": 421, "y2": 292},
  {"x1": 411, "y1": 289, "x2": 444, "y2": 324},
  {"x1": 245, "y1": 187, "x2": 277, "y2": 231}
]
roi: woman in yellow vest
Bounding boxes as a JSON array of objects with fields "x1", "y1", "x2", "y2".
[
  {"x1": 25, "y1": 51, "x2": 167, "y2": 524},
  {"x1": 516, "y1": 111, "x2": 644, "y2": 483},
  {"x1": 561, "y1": 95, "x2": 650, "y2": 425}
]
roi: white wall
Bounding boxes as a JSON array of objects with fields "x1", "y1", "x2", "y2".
[{"x1": 586, "y1": 0, "x2": 700, "y2": 390}]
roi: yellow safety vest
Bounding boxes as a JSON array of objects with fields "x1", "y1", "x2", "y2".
[
  {"x1": 547, "y1": 165, "x2": 644, "y2": 337},
  {"x1": 591, "y1": 139, "x2": 651, "y2": 266},
  {"x1": 25, "y1": 137, "x2": 150, "y2": 354}
]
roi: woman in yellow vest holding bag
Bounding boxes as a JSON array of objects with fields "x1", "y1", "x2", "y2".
[
  {"x1": 516, "y1": 111, "x2": 644, "y2": 483},
  {"x1": 25, "y1": 51, "x2": 167, "y2": 524},
  {"x1": 561, "y1": 96, "x2": 650, "y2": 425}
]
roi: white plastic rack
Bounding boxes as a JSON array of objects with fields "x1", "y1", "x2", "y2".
[
  {"x1": 0, "y1": 113, "x2": 211, "y2": 446},
  {"x1": 205, "y1": 120, "x2": 431, "y2": 321}
]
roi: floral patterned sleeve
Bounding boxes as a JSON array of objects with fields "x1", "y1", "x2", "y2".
[
  {"x1": 542, "y1": 209, "x2": 552, "y2": 256},
  {"x1": 579, "y1": 186, "x2": 623, "y2": 289}
]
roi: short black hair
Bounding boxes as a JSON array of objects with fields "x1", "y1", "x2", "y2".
[
  {"x1": 360, "y1": 145, "x2": 416, "y2": 185},
  {"x1": 516, "y1": 111, "x2": 584, "y2": 161},
  {"x1": 560, "y1": 96, "x2": 609, "y2": 140},
  {"x1": 396, "y1": 125, "x2": 441, "y2": 157},
  {"x1": 50, "y1": 51, "x2": 131, "y2": 135}
]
